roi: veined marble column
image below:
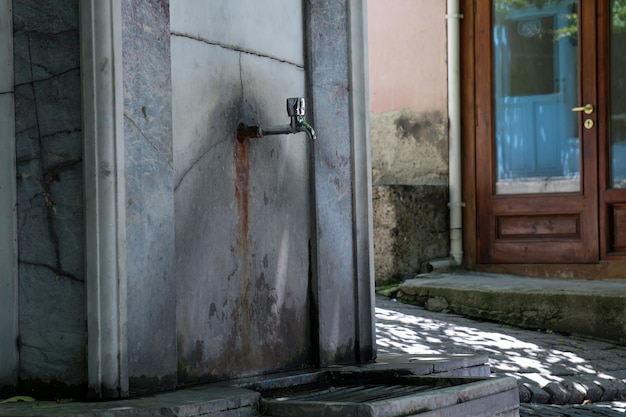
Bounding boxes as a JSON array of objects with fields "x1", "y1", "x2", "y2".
[{"x1": 0, "y1": 0, "x2": 18, "y2": 396}]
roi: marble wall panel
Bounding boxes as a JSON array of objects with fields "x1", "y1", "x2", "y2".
[
  {"x1": 170, "y1": 0, "x2": 304, "y2": 67},
  {"x1": 121, "y1": 0, "x2": 177, "y2": 393},
  {"x1": 18, "y1": 264, "x2": 86, "y2": 396},
  {"x1": 172, "y1": 14, "x2": 312, "y2": 381},
  {"x1": 13, "y1": 0, "x2": 86, "y2": 396},
  {"x1": 0, "y1": 0, "x2": 17, "y2": 389}
]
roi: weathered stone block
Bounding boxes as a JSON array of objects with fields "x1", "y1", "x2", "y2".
[
  {"x1": 425, "y1": 296, "x2": 449, "y2": 312},
  {"x1": 371, "y1": 110, "x2": 448, "y2": 186},
  {"x1": 373, "y1": 185, "x2": 449, "y2": 285}
]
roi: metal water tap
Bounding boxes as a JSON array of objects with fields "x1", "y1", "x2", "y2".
[{"x1": 237, "y1": 97, "x2": 317, "y2": 142}]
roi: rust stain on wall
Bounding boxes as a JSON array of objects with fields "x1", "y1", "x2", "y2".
[
  {"x1": 234, "y1": 141, "x2": 250, "y2": 256},
  {"x1": 234, "y1": 140, "x2": 252, "y2": 355}
]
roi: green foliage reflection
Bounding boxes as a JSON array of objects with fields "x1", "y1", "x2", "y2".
[{"x1": 495, "y1": 0, "x2": 626, "y2": 36}]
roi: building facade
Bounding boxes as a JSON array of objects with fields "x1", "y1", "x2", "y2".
[{"x1": 0, "y1": 0, "x2": 374, "y2": 399}]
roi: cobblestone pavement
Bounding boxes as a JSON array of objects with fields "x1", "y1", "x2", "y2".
[
  {"x1": 376, "y1": 296, "x2": 626, "y2": 416},
  {"x1": 520, "y1": 402, "x2": 626, "y2": 416}
]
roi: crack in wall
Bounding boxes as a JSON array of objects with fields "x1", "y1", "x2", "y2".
[
  {"x1": 42, "y1": 159, "x2": 81, "y2": 184},
  {"x1": 12, "y1": 22, "x2": 78, "y2": 37},
  {"x1": 15, "y1": 30, "x2": 80, "y2": 87},
  {"x1": 174, "y1": 138, "x2": 230, "y2": 192},
  {"x1": 171, "y1": 30, "x2": 304, "y2": 69},
  {"x1": 40, "y1": 127, "x2": 81, "y2": 140},
  {"x1": 18, "y1": 29, "x2": 82, "y2": 285},
  {"x1": 19, "y1": 260, "x2": 82, "y2": 283},
  {"x1": 14, "y1": 66, "x2": 80, "y2": 88}
]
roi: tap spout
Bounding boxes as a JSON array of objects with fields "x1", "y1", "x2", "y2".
[
  {"x1": 236, "y1": 97, "x2": 316, "y2": 142},
  {"x1": 296, "y1": 118, "x2": 317, "y2": 141}
]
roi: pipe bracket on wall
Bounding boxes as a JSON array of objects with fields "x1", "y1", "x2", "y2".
[{"x1": 237, "y1": 97, "x2": 316, "y2": 142}]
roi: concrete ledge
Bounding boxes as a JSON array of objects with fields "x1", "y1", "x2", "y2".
[
  {"x1": 397, "y1": 271, "x2": 626, "y2": 346},
  {"x1": 0, "y1": 386, "x2": 260, "y2": 417},
  {"x1": 361, "y1": 353, "x2": 490, "y2": 377},
  {"x1": 0, "y1": 355, "x2": 496, "y2": 417}
]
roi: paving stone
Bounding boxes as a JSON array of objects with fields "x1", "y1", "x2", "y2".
[
  {"x1": 610, "y1": 371, "x2": 626, "y2": 383},
  {"x1": 524, "y1": 383, "x2": 551, "y2": 404},
  {"x1": 594, "y1": 359, "x2": 626, "y2": 372},
  {"x1": 520, "y1": 403, "x2": 626, "y2": 417},
  {"x1": 618, "y1": 382, "x2": 626, "y2": 400},
  {"x1": 517, "y1": 383, "x2": 532, "y2": 403},
  {"x1": 560, "y1": 379, "x2": 587, "y2": 404},
  {"x1": 599, "y1": 379, "x2": 620, "y2": 402},
  {"x1": 544, "y1": 381, "x2": 571, "y2": 404},
  {"x1": 574, "y1": 375, "x2": 604, "y2": 402}
]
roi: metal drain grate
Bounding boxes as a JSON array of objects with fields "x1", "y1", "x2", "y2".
[
  {"x1": 272, "y1": 384, "x2": 437, "y2": 403},
  {"x1": 258, "y1": 372, "x2": 520, "y2": 417}
]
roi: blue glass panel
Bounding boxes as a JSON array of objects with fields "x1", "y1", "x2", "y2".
[
  {"x1": 610, "y1": 0, "x2": 626, "y2": 188},
  {"x1": 493, "y1": 0, "x2": 580, "y2": 194}
]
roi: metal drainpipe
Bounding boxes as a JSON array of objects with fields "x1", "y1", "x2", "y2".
[
  {"x1": 447, "y1": 0, "x2": 464, "y2": 266},
  {"x1": 428, "y1": 0, "x2": 465, "y2": 271}
]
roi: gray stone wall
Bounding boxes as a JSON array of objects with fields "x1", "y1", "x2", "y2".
[
  {"x1": 13, "y1": 0, "x2": 86, "y2": 396},
  {"x1": 372, "y1": 191, "x2": 450, "y2": 285},
  {"x1": 373, "y1": 186, "x2": 449, "y2": 285},
  {"x1": 371, "y1": 111, "x2": 450, "y2": 285},
  {"x1": 371, "y1": 110, "x2": 448, "y2": 186}
]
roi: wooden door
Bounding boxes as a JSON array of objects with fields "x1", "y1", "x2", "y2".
[
  {"x1": 475, "y1": 0, "x2": 600, "y2": 263},
  {"x1": 599, "y1": 0, "x2": 626, "y2": 259}
]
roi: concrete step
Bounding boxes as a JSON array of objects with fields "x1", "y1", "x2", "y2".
[
  {"x1": 397, "y1": 271, "x2": 626, "y2": 345},
  {"x1": 396, "y1": 271, "x2": 626, "y2": 346},
  {"x1": 0, "y1": 356, "x2": 511, "y2": 417},
  {"x1": 254, "y1": 369, "x2": 519, "y2": 417}
]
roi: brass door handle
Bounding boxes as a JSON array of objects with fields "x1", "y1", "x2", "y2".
[{"x1": 572, "y1": 104, "x2": 594, "y2": 114}]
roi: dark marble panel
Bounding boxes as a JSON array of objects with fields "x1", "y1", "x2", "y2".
[
  {"x1": 31, "y1": 32, "x2": 80, "y2": 83},
  {"x1": 33, "y1": 69, "x2": 81, "y2": 138},
  {"x1": 13, "y1": 32, "x2": 31, "y2": 86},
  {"x1": 13, "y1": 0, "x2": 79, "y2": 34},
  {"x1": 18, "y1": 263, "x2": 86, "y2": 392},
  {"x1": 15, "y1": 155, "x2": 56, "y2": 269},
  {"x1": 13, "y1": 31, "x2": 80, "y2": 86},
  {"x1": 13, "y1": 0, "x2": 85, "y2": 396},
  {"x1": 122, "y1": 0, "x2": 177, "y2": 393},
  {"x1": 14, "y1": 83, "x2": 38, "y2": 157},
  {"x1": 48, "y1": 162, "x2": 84, "y2": 279},
  {"x1": 15, "y1": 80, "x2": 83, "y2": 280}
]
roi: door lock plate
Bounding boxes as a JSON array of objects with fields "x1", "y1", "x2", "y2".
[{"x1": 584, "y1": 119, "x2": 594, "y2": 129}]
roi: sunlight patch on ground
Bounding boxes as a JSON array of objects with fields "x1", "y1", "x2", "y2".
[{"x1": 375, "y1": 306, "x2": 601, "y2": 382}]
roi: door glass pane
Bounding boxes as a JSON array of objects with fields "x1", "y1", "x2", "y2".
[
  {"x1": 493, "y1": 0, "x2": 580, "y2": 195},
  {"x1": 610, "y1": 0, "x2": 626, "y2": 188}
]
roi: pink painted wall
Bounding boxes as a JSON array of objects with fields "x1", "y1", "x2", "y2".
[{"x1": 367, "y1": 0, "x2": 447, "y2": 114}]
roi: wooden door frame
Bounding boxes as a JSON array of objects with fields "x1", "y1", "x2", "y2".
[
  {"x1": 460, "y1": 0, "x2": 626, "y2": 279},
  {"x1": 598, "y1": 0, "x2": 626, "y2": 261}
]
